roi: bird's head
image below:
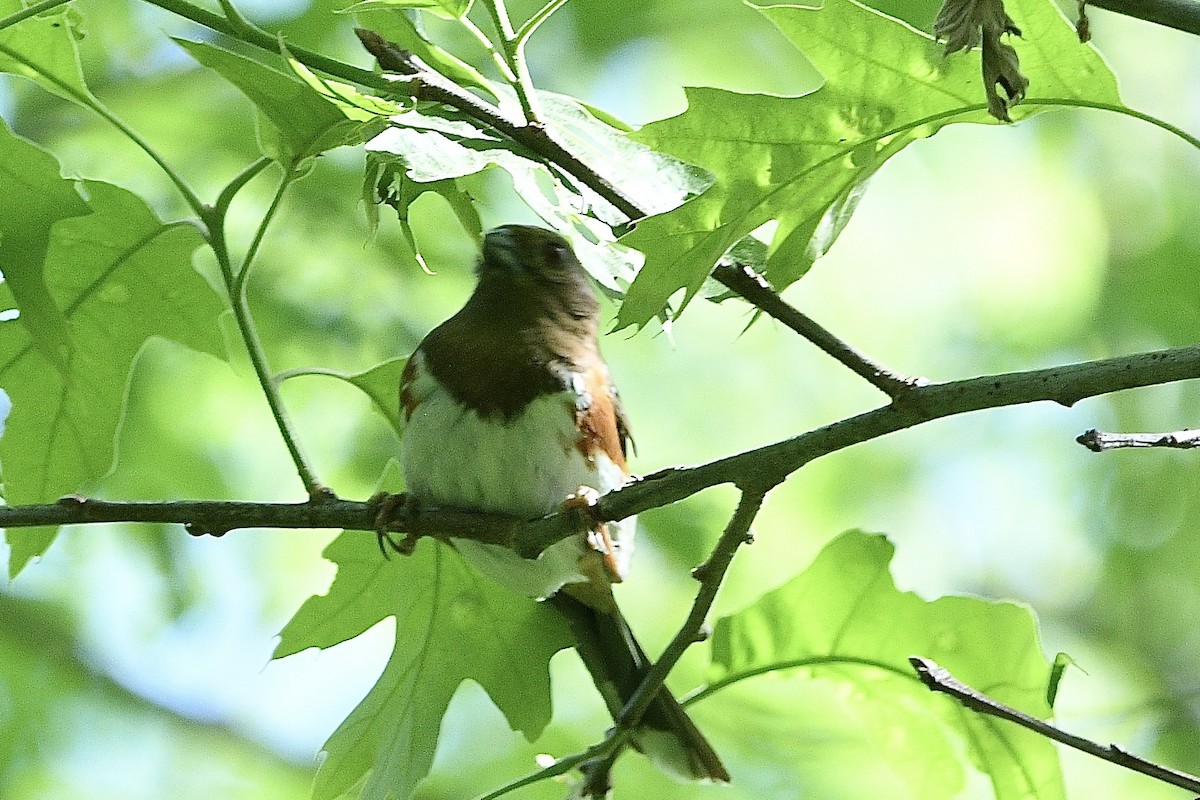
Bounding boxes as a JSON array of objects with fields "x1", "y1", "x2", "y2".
[{"x1": 476, "y1": 225, "x2": 599, "y2": 321}]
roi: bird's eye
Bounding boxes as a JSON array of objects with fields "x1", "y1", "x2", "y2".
[{"x1": 545, "y1": 241, "x2": 570, "y2": 262}]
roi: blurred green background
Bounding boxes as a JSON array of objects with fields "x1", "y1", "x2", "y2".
[{"x1": 2, "y1": 0, "x2": 1199, "y2": 798}]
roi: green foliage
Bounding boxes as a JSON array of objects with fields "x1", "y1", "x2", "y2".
[
  {"x1": 0, "y1": 0, "x2": 89, "y2": 104},
  {"x1": 275, "y1": 534, "x2": 571, "y2": 800},
  {"x1": 709, "y1": 531, "x2": 1063, "y2": 800},
  {"x1": 175, "y1": 38, "x2": 375, "y2": 164},
  {"x1": 0, "y1": 0, "x2": 1196, "y2": 799},
  {"x1": 617, "y1": 0, "x2": 1121, "y2": 329},
  {"x1": 0, "y1": 122, "x2": 226, "y2": 576}
]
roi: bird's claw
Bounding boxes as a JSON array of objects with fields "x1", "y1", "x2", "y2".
[
  {"x1": 367, "y1": 491, "x2": 419, "y2": 558},
  {"x1": 561, "y1": 486, "x2": 622, "y2": 583}
]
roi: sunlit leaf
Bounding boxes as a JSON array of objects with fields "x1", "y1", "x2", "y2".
[
  {"x1": 276, "y1": 534, "x2": 570, "y2": 800},
  {"x1": 708, "y1": 531, "x2": 1064, "y2": 800},
  {"x1": 616, "y1": 0, "x2": 1121, "y2": 329},
  {"x1": 174, "y1": 39, "x2": 370, "y2": 163},
  {"x1": 0, "y1": 118, "x2": 90, "y2": 371},
  {"x1": 0, "y1": 0, "x2": 90, "y2": 104},
  {"x1": 0, "y1": 144, "x2": 226, "y2": 575}
]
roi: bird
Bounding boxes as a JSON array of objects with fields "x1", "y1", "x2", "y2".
[{"x1": 394, "y1": 224, "x2": 729, "y2": 786}]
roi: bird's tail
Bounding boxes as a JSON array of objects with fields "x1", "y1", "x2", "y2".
[{"x1": 549, "y1": 594, "x2": 730, "y2": 783}]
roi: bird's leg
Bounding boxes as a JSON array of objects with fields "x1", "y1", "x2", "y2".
[
  {"x1": 573, "y1": 755, "x2": 615, "y2": 798},
  {"x1": 366, "y1": 491, "x2": 419, "y2": 558},
  {"x1": 561, "y1": 486, "x2": 623, "y2": 584}
]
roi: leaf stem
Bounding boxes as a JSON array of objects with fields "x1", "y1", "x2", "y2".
[
  {"x1": 681, "y1": 654, "x2": 919, "y2": 707},
  {"x1": 0, "y1": 41, "x2": 206, "y2": 216},
  {"x1": 514, "y1": 0, "x2": 569, "y2": 43},
  {"x1": 0, "y1": 0, "x2": 72, "y2": 32},
  {"x1": 479, "y1": 0, "x2": 540, "y2": 121},
  {"x1": 233, "y1": 166, "x2": 295, "y2": 301},
  {"x1": 200, "y1": 174, "x2": 332, "y2": 501},
  {"x1": 214, "y1": 156, "x2": 273, "y2": 219},
  {"x1": 458, "y1": 14, "x2": 518, "y2": 83}
]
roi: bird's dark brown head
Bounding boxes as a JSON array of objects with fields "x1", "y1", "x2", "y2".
[
  {"x1": 413, "y1": 225, "x2": 606, "y2": 421},
  {"x1": 476, "y1": 225, "x2": 599, "y2": 322}
]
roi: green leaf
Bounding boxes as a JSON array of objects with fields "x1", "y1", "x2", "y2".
[
  {"x1": 346, "y1": 0, "x2": 474, "y2": 20},
  {"x1": 616, "y1": 0, "x2": 1122, "y2": 329},
  {"x1": 1046, "y1": 652, "x2": 1081, "y2": 708},
  {"x1": 708, "y1": 531, "x2": 1064, "y2": 800},
  {"x1": 0, "y1": 118, "x2": 90, "y2": 371},
  {"x1": 0, "y1": 0, "x2": 90, "y2": 105},
  {"x1": 0, "y1": 158, "x2": 226, "y2": 576},
  {"x1": 539, "y1": 92, "x2": 712, "y2": 220},
  {"x1": 276, "y1": 534, "x2": 570, "y2": 800},
  {"x1": 174, "y1": 39, "x2": 368, "y2": 163},
  {"x1": 281, "y1": 358, "x2": 408, "y2": 437},
  {"x1": 365, "y1": 93, "x2": 703, "y2": 291}
]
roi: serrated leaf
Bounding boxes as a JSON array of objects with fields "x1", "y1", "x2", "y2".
[
  {"x1": 616, "y1": 0, "x2": 1122, "y2": 329},
  {"x1": 538, "y1": 92, "x2": 712, "y2": 220},
  {"x1": 174, "y1": 39, "x2": 368, "y2": 163},
  {"x1": 0, "y1": 152, "x2": 226, "y2": 576},
  {"x1": 709, "y1": 531, "x2": 1064, "y2": 800},
  {"x1": 365, "y1": 93, "x2": 698, "y2": 291},
  {"x1": 276, "y1": 534, "x2": 570, "y2": 800},
  {"x1": 0, "y1": 0, "x2": 90, "y2": 105}
]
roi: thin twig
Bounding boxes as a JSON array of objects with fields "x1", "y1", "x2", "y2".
[
  {"x1": 352, "y1": 28, "x2": 636, "y2": 220},
  {"x1": 712, "y1": 263, "x2": 925, "y2": 399},
  {"x1": 199, "y1": 195, "x2": 332, "y2": 501},
  {"x1": 1077, "y1": 428, "x2": 1200, "y2": 452},
  {"x1": 911, "y1": 657, "x2": 1200, "y2": 795},
  {"x1": 581, "y1": 489, "x2": 767, "y2": 788}
]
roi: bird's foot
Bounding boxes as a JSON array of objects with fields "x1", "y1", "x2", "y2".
[
  {"x1": 561, "y1": 486, "x2": 622, "y2": 583},
  {"x1": 367, "y1": 491, "x2": 420, "y2": 558}
]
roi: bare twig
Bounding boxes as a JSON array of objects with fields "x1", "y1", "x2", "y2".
[
  {"x1": 1077, "y1": 427, "x2": 1200, "y2": 452},
  {"x1": 577, "y1": 489, "x2": 767, "y2": 792},
  {"x1": 712, "y1": 263, "x2": 925, "y2": 399},
  {"x1": 911, "y1": 657, "x2": 1200, "y2": 795}
]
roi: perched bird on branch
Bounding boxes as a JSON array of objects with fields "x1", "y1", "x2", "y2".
[{"x1": 394, "y1": 224, "x2": 729, "y2": 786}]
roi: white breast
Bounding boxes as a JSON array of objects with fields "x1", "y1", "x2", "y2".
[{"x1": 401, "y1": 351, "x2": 634, "y2": 598}]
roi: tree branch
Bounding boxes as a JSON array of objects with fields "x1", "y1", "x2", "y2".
[
  {"x1": 711, "y1": 263, "x2": 925, "y2": 399},
  {"x1": 911, "y1": 657, "x2": 1200, "y2": 795},
  {"x1": 6, "y1": 344, "x2": 1199, "y2": 552},
  {"x1": 1087, "y1": 0, "x2": 1200, "y2": 36},
  {"x1": 1076, "y1": 427, "x2": 1200, "y2": 451},
  {"x1": 578, "y1": 488, "x2": 767, "y2": 792}
]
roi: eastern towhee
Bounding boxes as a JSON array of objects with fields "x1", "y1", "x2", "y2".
[{"x1": 396, "y1": 225, "x2": 729, "y2": 783}]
